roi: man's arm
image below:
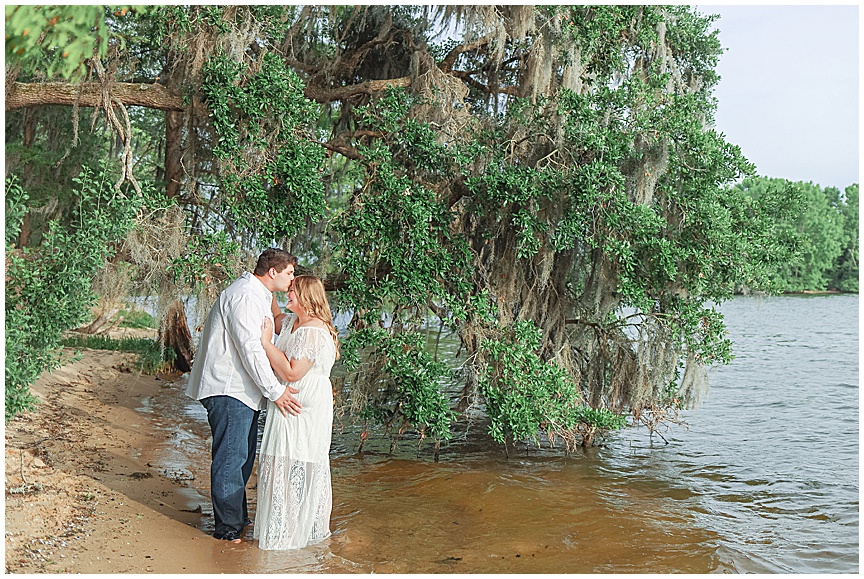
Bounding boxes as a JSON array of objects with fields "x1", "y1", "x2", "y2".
[{"x1": 225, "y1": 297, "x2": 301, "y2": 416}]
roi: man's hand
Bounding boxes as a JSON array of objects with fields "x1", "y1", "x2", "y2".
[{"x1": 274, "y1": 385, "x2": 302, "y2": 416}]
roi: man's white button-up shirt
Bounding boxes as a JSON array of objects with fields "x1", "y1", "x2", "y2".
[{"x1": 185, "y1": 271, "x2": 286, "y2": 410}]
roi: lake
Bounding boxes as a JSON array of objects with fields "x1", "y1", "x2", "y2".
[{"x1": 142, "y1": 294, "x2": 859, "y2": 573}]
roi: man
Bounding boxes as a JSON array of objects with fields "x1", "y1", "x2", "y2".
[{"x1": 185, "y1": 248, "x2": 302, "y2": 542}]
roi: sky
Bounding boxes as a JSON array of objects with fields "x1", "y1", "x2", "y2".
[{"x1": 698, "y1": 4, "x2": 859, "y2": 191}]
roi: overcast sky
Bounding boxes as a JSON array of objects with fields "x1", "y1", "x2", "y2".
[{"x1": 697, "y1": 4, "x2": 859, "y2": 191}]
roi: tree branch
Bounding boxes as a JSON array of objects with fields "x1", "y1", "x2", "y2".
[
  {"x1": 440, "y1": 35, "x2": 495, "y2": 73},
  {"x1": 449, "y1": 70, "x2": 519, "y2": 96},
  {"x1": 319, "y1": 130, "x2": 385, "y2": 160},
  {"x1": 320, "y1": 138, "x2": 362, "y2": 160},
  {"x1": 304, "y1": 76, "x2": 411, "y2": 103},
  {"x1": 6, "y1": 81, "x2": 184, "y2": 111},
  {"x1": 283, "y1": 56, "x2": 318, "y2": 76}
]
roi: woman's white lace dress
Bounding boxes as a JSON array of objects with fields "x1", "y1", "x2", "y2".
[{"x1": 254, "y1": 314, "x2": 336, "y2": 550}]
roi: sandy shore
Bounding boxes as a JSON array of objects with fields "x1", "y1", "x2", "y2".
[{"x1": 4, "y1": 331, "x2": 275, "y2": 574}]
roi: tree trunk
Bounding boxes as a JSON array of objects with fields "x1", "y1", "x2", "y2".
[
  {"x1": 79, "y1": 306, "x2": 124, "y2": 335},
  {"x1": 16, "y1": 213, "x2": 31, "y2": 249},
  {"x1": 159, "y1": 114, "x2": 191, "y2": 368},
  {"x1": 159, "y1": 300, "x2": 195, "y2": 373},
  {"x1": 164, "y1": 110, "x2": 183, "y2": 199},
  {"x1": 15, "y1": 108, "x2": 37, "y2": 247}
]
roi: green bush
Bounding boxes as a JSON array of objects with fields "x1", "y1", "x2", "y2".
[
  {"x1": 61, "y1": 334, "x2": 175, "y2": 374},
  {"x1": 342, "y1": 324, "x2": 454, "y2": 444},
  {"x1": 116, "y1": 308, "x2": 157, "y2": 329},
  {"x1": 479, "y1": 320, "x2": 627, "y2": 449},
  {"x1": 5, "y1": 166, "x2": 142, "y2": 422}
]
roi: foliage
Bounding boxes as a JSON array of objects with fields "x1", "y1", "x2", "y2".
[
  {"x1": 830, "y1": 184, "x2": 858, "y2": 292},
  {"x1": 330, "y1": 89, "x2": 478, "y2": 446},
  {"x1": 324, "y1": 5, "x2": 812, "y2": 449},
  {"x1": 341, "y1": 325, "x2": 454, "y2": 444},
  {"x1": 6, "y1": 108, "x2": 104, "y2": 244},
  {"x1": 5, "y1": 110, "x2": 166, "y2": 254},
  {"x1": 168, "y1": 231, "x2": 241, "y2": 290},
  {"x1": 60, "y1": 334, "x2": 175, "y2": 374},
  {"x1": 737, "y1": 177, "x2": 856, "y2": 293},
  {"x1": 6, "y1": 5, "x2": 847, "y2": 453},
  {"x1": 5, "y1": 5, "x2": 143, "y2": 80},
  {"x1": 116, "y1": 308, "x2": 156, "y2": 329},
  {"x1": 199, "y1": 44, "x2": 326, "y2": 248},
  {"x1": 333, "y1": 93, "x2": 473, "y2": 316},
  {"x1": 5, "y1": 166, "x2": 143, "y2": 421},
  {"x1": 479, "y1": 320, "x2": 627, "y2": 449}
]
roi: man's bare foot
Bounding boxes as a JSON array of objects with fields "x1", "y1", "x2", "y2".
[{"x1": 214, "y1": 530, "x2": 243, "y2": 543}]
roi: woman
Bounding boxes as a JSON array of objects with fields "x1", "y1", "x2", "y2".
[{"x1": 254, "y1": 275, "x2": 339, "y2": 550}]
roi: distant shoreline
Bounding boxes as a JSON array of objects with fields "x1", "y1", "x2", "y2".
[
  {"x1": 792, "y1": 289, "x2": 847, "y2": 295},
  {"x1": 734, "y1": 289, "x2": 855, "y2": 297}
]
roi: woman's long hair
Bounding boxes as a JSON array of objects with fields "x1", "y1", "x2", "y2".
[{"x1": 292, "y1": 275, "x2": 340, "y2": 359}]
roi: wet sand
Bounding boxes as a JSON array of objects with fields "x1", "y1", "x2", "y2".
[{"x1": 4, "y1": 336, "x2": 284, "y2": 574}]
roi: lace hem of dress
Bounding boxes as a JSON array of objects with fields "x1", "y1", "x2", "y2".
[{"x1": 254, "y1": 454, "x2": 332, "y2": 550}]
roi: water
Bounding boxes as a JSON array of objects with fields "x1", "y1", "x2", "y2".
[{"x1": 138, "y1": 294, "x2": 858, "y2": 573}]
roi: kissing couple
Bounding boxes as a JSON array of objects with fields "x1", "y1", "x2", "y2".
[{"x1": 185, "y1": 248, "x2": 340, "y2": 549}]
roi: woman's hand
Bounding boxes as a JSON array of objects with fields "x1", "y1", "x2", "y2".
[{"x1": 261, "y1": 316, "x2": 274, "y2": 344}]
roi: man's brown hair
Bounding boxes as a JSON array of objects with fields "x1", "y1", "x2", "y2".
[{"x1": 253, "y1": 248, "x2": 297, "y2": 276}]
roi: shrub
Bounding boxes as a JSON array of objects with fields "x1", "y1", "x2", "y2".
[
  {"x1": 116, "y1": 308, "x2": 157, "y2": 329},
  {"x1": 5, "y1": 166, "x2": 141, "y2": 421},
  {"x1": 479, "y1": 320, "x2": 627, "y2": 450},
  {"x1": 61, "y1": 334, "x2": 175, "y2": 374}
]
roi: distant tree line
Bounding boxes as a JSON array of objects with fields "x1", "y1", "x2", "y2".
[{"x1": 736, "y1": 177, "x2": 858, "y2": 294}]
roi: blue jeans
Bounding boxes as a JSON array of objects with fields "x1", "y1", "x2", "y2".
[{"x1": 200, "y1": 396, "x2": 260, "y2": 539}]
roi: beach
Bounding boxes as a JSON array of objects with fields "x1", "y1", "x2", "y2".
[{"x1": 4, "y1": 333, "x2": 265, "y2": 574}]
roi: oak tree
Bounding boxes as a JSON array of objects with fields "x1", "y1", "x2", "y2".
[{"x1": 6, "y1": 6, "x2": 797, "y2": 451}]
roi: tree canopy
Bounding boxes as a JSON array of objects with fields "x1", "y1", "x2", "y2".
[{"x1": 6, "y1": 6, "x2": 833, "y2": 452}]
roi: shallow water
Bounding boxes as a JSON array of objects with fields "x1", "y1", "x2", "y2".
[{"x1": 138, "y1": 294, "x2": 858, "y2": 573}]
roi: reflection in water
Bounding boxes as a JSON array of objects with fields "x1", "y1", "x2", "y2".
[{"x1": 138, "y1": 295, "x2": 857, "y2": 573}]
